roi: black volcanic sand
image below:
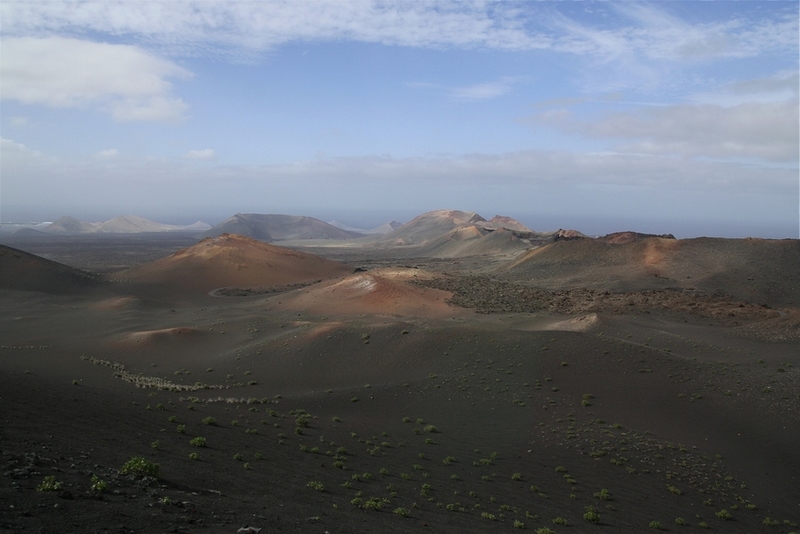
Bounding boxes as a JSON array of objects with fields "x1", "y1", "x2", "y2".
[{"x1": 2, "y1": 276, "x2": 799, "y2": 534}]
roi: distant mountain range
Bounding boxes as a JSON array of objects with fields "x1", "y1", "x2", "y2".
[{"x1": 14, "y1": 215, "x2": 212, "y2": 235}]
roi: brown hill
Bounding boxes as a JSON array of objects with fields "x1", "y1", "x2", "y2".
[
  {"x1": 274, "y1": 268, "x2": 463, "y2": 318},
  {"x1": 0, "y1": 244, "x2": 100, "y2": 293},
  {"x1": 203, "y1": 213, "x2": 360, "y2": 241},
  {"x1": 413, "y1": 226, "x2": 530, "y2": 258},
  {"x1": 597, "y1": 231, "x2": 676, "y2": 244},
  {"x1": 503, "y1": 237, "x2": 800, "y2": 307},
  {"x1": 108, "y1": 234, "x2": 353, "y2": 293},
  {"x1": 374, "y1": 209, "x2": 551, "y2": 256},
  {"x1": 475, "y1": 215, "x2": 532, "y2": 232},
  {"x1": 377, "y1": 209, "x2": 486, "y2": 246}
]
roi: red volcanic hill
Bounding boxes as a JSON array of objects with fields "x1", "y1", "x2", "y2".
[
  {"x1": 0, "y1": 244, "x2": 100, "y2": 293},
  {"x1": 503, "y1": 236, "x2": 800, "y2": 307},
  {"x1": 275, "y1": 269, "x2": 464, "y2": 318},
  {"x1": 108, "y1": 234, "x2": 353, "y2": 293}
]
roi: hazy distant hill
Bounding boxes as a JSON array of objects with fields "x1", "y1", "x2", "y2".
[
  {"x1": 36, "y1": 215, "x2": 211, "y2": 234},
  {"x1": 377, "y1": 210, "x2": 488, "y2": 246},
  {"x1": 328, "y1": 220, "x2": 403, "y2": 235},
  {"x1": 203, "y1": 213, "x2": 361, "y2": 241},
  {"x1": 369, "y1": 209, "x2": 580, "y2": 258}
]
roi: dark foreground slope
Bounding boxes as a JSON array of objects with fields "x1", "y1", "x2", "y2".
[
  {"x1": 0, "y1": 244, "x2": 101, "y2": 293},
  {"x1": 2, "y1": 265, "x2": 799, "y2": 533}
]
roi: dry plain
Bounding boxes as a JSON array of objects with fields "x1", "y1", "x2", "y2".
[{"x1": 1, "y1": 225, "x2": 799, "y2": 534}]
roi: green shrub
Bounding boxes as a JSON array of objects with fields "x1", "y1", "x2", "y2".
[
  {"x1": 189, "y1": 452, "x2": 199, "y2": 460},
  {"x1": 307, "y1": 481, "x2": 324, "y2": 491},
  {"x1": 90, "y1": 475, "x2": 108, "y2": 492},
  {"x1": 594, "y1": 488, "x2": 612, "y2": 500},
  {"x1": 552, "y1": 517, "x2": 567, "y2": 525},
  {"x1": 512, "y1": 472, "x2": 522, "y2": 481},
  {"x1": 37, "y1": 475, "x2": 62, "y2": 492},
  {"x1": 675, "y1": 517, "x2": 686, "y2": 525},
  {"x1": 393, "y1": 507, "x2": 410, "y2": 517},
  {"x1": 202, "y1": 417, "x2": 217, "y2": 426},
  {"x1": 583, "y1": 506, "x2": 600, "y2": 523},
  {"x1": 649, "y1": 521, "x2": 663, "y2": 529},
  {"x1": 715, "y1": 509, "x2": 732, "y2": 520},
  {"x1": 190, "y1": 436, "x2": 207, "y2": 447},
  {"x1": 120, "y1": 457, "x2": 160, "y2": 478}
]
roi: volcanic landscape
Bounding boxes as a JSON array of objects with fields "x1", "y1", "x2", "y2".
[{"x1": 1, "y1": 210, "x2": 798, "y2": 533}]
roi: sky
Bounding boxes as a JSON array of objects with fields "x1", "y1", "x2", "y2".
[{"x1": 1, "y1": 1, "x2": 798, "y2": 238}]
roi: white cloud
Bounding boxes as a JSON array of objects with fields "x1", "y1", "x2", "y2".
[
  {"x1": 1, "y1": 136, "x2": 43, "y2": 159},
  {"x1": 528, "y1": 100, "x2": 799, "y2": 163},
  {"x1": 451, "y1": 78, "x2": 516, "y2": 102},
  {"x1": 184, "y1": 148, "x2": 215, "y2": 160},
  {"x1": 0, "y1": 1, "x2": 550, "y2": 55},
  {"x1": 9, "y1": 116, "x2": 29, "y2": 127},
  {"x1": 409, "y1": 77, "x2": 522, "y2": 103},
  {"x1": 94, "y1": 149, "x2": 118, "y2": 159},
  {"x1": 555, "y1": 3, "x2": 797, "y2": 62},
  {"x1": 0, "y1": 37, "x2": 191, "y2": 122}
]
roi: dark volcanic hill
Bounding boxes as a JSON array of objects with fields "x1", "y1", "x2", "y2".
[
  {"x1": 203, "y1": 213, "x2": 361, "y2": 241},
  {"x1": 109, "y1": 233, "x2": 353, "y2": 293},
  {"x1": 0, "y1": 244, "x2": 101, "y2": 293},
  {"x1": 503, "y1": 236, "x2": 800, "y2": 307}
]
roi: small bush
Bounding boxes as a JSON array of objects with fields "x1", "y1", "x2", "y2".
[
  {"x1": 120, "y1": 457, "x2": 160, "y2": 478},
  {"x1": 583, "y1": 506, "x2": 600, "y2": 523},
  {"x1": 552, "y1": 517, "x2": 567, "y2": 525},
  {"x1": 594, "y1": 488, "x2": 612, "y2": 501},
  {"x1": 675, "y1": 517, "x2": 686, "y2": 525},
  {"x1": 37, "y1": 475, "x2": 62, "y2": 492},
  {"x1": 715, "y1": 509, "x2": 732, "y2": 520},
  {"x1": 202, "y1": 417, "x2": 217, "y2": 426},
  {"x1": 393, "y1": 507, "x2": 410, "y2": 517},
  {"x1": 307, "y1": 481, "x2": 324, "y2": 491},
  {"x1": 190, "y1": 436, "x2": 207, "y2": 447},
  {"x1": 649, "y1": 520, "x2": 663, "y2": 529},
  {"x1": 512, "y1": 472, "x2": 523, "y2": 481},
  {"x1": 90, "y1": 475, "x2": 108, "y2": 492},
  {"x1": 189, "y1": 452, "x2": 199, "y2": 461}
]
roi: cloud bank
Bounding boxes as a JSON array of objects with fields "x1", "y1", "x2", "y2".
[{"x1": 0, "y1": 37, "x2": 191, "y2": 121}]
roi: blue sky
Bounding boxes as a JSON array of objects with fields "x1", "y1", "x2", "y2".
[{"x1": 1, "y1": 1, "x2": 798, "y2": 237}]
